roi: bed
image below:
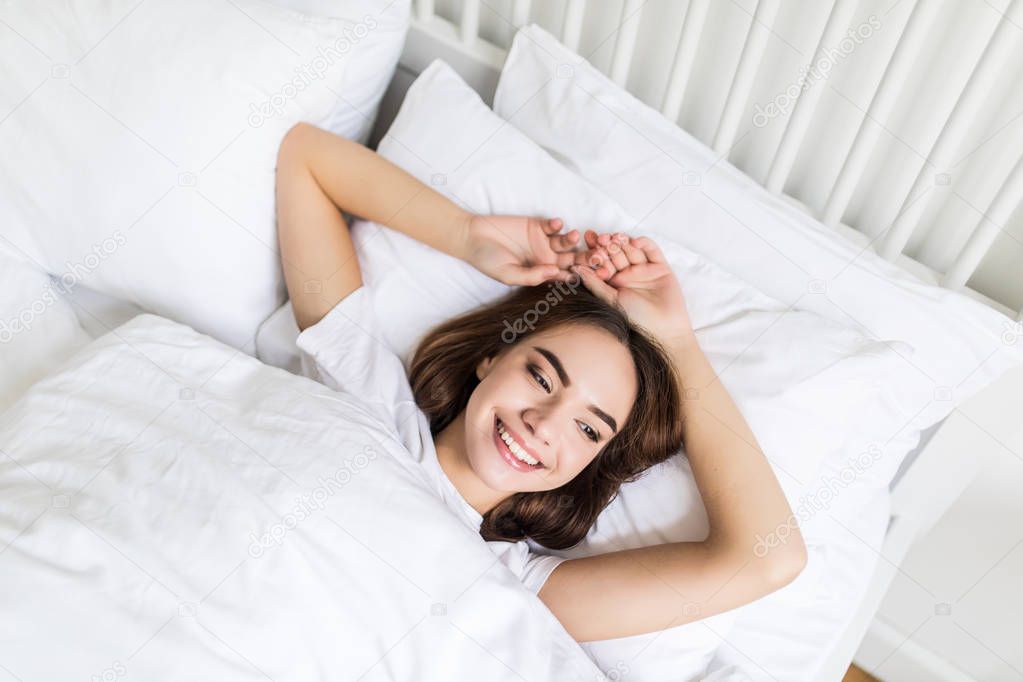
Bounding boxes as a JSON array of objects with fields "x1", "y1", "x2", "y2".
[{"x1": 1, "y1": 1, "x2": 1022, "y2": 680}]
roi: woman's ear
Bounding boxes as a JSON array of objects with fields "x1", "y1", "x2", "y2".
[{"x1": 475, "y1": 354, "x2": 496, "y2": 381}]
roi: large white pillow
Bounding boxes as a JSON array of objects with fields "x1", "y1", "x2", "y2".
[
  {"x1": 0, "y1": 245, "x2": 91, "y2": 410},
  {"x1": 492, "y1": 24, "x2": 1023, "y2": 492},
  {"x1": 258, "y1": 60, "x2": 913, "y2": 681},
  {"x1": 0, "y1": 0, "x2": 409, "y2": 349}
]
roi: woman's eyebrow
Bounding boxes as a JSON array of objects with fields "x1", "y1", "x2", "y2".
[
  {"x1": 533, "y1": 346, "x2": 570, "y2": 386},
  {"x1": 532, "y1": 346, "x2": 619, "y2": 434}
]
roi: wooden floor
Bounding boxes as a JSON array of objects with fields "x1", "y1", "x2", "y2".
[{"x1": 842, "y1": 663, "x2": 881, "y2": 682}]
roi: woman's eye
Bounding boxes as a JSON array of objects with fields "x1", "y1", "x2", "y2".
[
  {"x1": 528, "y1": 365, "x2": 551, "y2": 393},
  {"x1": 527, "y1": 362, "x2": 598, "y2": 442},
  {"x1": 579, "y1": 422, "x2": 599, "y2": 443}
]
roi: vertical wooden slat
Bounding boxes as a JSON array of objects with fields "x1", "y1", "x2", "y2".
[
  {"x1": 942, "y1": 155, "x2": 1023, "y2": 288},
  {"x1": 712, "y1": 0, "x2": 783, "y2": 155},
  {"x1": 609, "y1": 0, "x2": 645, "y2": 86},
  {"x1": 562, "y1": 0, "x2": 586, "y2": 52},
  {"x1": 460, "y1": 0, "x2": 481, "y2": 45},
  {"x1": 512, "y1": 0, "x2": 532, "y2": 27},
  {"x1": 765, "y1": 0, "x2": 859, "y2": 194},
  {"x1": 660, "y1": 0, "x2": 711, "y2": 122},
  {"x1": 879, "y1": 0, "x2": 1022, "y2": 261},
  {"x1": 821, "y1": 0, "x2": 940, "y2": 228},
  {"x1": 416, "y1": 0, "x2": 434, "y2": 22}
]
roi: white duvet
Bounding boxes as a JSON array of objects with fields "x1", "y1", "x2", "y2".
[{"x1": 0, "y1": 315, "x2": 601, "y2": 681}]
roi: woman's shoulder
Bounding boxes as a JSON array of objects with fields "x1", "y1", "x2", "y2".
[
  {"x1": 485, "y1": 538, "x2": 567, "y2": 595},
  {"x1": 295, "y1": 285, "x2": 418, "y2": 423}
]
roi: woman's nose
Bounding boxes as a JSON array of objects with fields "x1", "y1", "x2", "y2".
[{"x1": 522, "y1": 408, "x2": 555, "y2": 446}]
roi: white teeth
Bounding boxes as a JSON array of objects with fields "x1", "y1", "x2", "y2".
[{"x1": 497, "y1": 421, "x2": 540, "y2": 466}]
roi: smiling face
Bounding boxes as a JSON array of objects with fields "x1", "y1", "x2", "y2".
[{"x1": 463, "y1": 322, "x2": 639, "y2": 495}]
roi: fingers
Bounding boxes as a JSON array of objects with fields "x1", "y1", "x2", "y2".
[
  {"x1": 540, "y1": 217, "x2": 579, "y2": 253},
  {"x1": 605, "y1": 233, "x2": 631, "y2": 272},
  {"x1": 559, "y1": 230, "x2": 670, "y2": 290},
  {"x1": 570, "y1": 250, "x2": 608, "y2": 278},
  {"x1": 578, "y1": 231, "x2": 660, "y2": 280},
  {"x1": 630, "y1": 236, "x2": 667, "y2": 264},
  {"x1": 586, "y1": 229, "x2": 627, "y2": 252},
  {"x1": 549, "y1": 268, "x2": 577, "y2": 283},
  {"x1": 502, "y1": 263, "x2": 563, "y2": 286},
  {"x1": 539, "y1": 217, "x2": 564, "y2": 235},
  {"x1": 555, "y1": 250, "x2": 578, "y2": 271},
  {"x1": 570, "y1": 265, "x2": 617, "y2": 306},
  {"x1": 608, "y1": 262, "x2": 672, "y2": 289},
  {"x1": 620, "y1": 238, "x2": 647, "y2": 265},
  {"x1": 549, "y1": 229, "x2": 579, "y2": 252},
  {"x1": 581, "y1": 244, "x2": 622, "y2": 279},
  {"x1": 586, "y1": 247, "x2": 617, "y2": 279},
  {"x1": 586, "y1": 232, "x2": 634, "y2": 278}
]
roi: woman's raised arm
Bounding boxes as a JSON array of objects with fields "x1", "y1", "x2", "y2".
[
  {"x1": 275, "y1": 122, "x2": 580, "y2": 330},
  {"x1": 536, "y1": 237, "x2": 808, "y2": 643},
  {"x1": 275, "y1": 122, "x2": 472, "y2": 330}
]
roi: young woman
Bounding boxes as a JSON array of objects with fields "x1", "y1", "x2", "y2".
[{"x1": 275, "y1": 122, "x2": 807, "y2": 643}]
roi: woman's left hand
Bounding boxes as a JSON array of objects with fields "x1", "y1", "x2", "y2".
[
  {"x1": 571, "y1": 232, "x2": 695, "y2": 345},
  {"x1": 462, "y1": 214, "x2": 580, "y2": 286}
]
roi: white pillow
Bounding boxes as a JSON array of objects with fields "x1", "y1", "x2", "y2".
[
  {"x1": 0, "y1": 0, "x2": 409, "y2": 349},
  {"x1": 257, "y1": 60, "x2": 913, "y2": 681},
  {"x1": 492, "y1": 24, "x2": 1023, "y2": 491},
  {"x1": 0, "y1": 245, "x2": 91, "y2": 410}
]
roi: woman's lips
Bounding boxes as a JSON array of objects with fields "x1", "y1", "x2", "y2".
[{"x1": 493, "y1": 417, "x2": 544, "y2": 472}]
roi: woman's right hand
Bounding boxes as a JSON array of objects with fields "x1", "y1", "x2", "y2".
[{"x1": 571, "y1": 232, "x2": 695, "y2": 346}]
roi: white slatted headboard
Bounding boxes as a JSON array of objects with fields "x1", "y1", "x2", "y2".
[{"x1": 379, "y1": 0, "x2": 1023, "y2": 322}]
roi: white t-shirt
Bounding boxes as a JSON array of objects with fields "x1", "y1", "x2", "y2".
[{"x1": 295, "y1": 285, "x2": 566, "y2": 594}]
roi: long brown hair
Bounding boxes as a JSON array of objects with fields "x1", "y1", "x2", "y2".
[{"x1": 409, "y1": 281, "x2": 685, "y2": 549}]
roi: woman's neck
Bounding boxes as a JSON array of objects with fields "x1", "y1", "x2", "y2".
[{"x1": 434, "y1": 411, "x2": 510, "y2": 516}]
